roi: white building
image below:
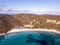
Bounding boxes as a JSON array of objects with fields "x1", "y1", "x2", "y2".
[
  {"x1": 46, "y1": 19, "x2": 60, "y2": 24},
  {"x1": 46, "y1": 19, "x2": 57, "y2": 23}
]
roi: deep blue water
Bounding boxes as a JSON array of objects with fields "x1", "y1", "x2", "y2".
[{"x1": 0, "y1": 31, "x2": 60, "y2": 45}]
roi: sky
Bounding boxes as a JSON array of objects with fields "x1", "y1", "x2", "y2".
[{"x1": 0, "y1": 0, "x2": 60, "y2": 14}]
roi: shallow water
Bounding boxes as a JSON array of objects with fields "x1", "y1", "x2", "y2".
[{"x1": 0, "y1": 31, "x2": 60, "y2": 45}]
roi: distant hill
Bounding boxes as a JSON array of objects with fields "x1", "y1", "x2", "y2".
[{"x1": 0, "y1": 14, "x2": 60, "y2": 33}]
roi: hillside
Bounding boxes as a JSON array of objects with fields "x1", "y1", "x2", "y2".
[
  {"x1": 0, "y1": 14, "x2": 23, "y2": 33},
  {"x1": 13, "y1": 14, "x2": 60, "y2": 30},
  {"x1": 0, "y1": 14, "x2": 60, "y2": 33}
]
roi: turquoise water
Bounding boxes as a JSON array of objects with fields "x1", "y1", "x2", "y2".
[{"x1": 0, "y1": 31, "x2": 60, "y2": 45}]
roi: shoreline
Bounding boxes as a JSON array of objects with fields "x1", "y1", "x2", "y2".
[
  {"x1": 0, "y1": 29, "x2": 60, "y2": 35},
  {"x1": 0, "y1": 33, "x2": 6, "y2": 36},
  {"x1": 7, "y1": 29, "x2": 60, "y2": 34}
]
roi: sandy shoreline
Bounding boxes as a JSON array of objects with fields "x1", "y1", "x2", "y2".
[
  {"x1": 7, "y1": 29, "x2": 60, "y2": 34},
  {"x1": 0, "y1": 29, "x2": 60, "y2": 35},
  {"x1": 0, "y1": 33, "x2": 6, "y2": 36}
]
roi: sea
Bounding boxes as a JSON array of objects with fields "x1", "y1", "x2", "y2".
[{"x1": 0, "y1": 31, "x2": 60, "y2": 45}]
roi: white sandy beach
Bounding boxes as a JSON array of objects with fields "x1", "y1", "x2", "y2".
[
  {"x1": 7, "y1": 29, "x2": 60, "y2": 34},
  {"x1": 0, "y1": 33, "x2": 6, "y2": 36}
]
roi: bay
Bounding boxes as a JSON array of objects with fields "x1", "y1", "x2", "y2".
[{"x1": 0, "y1": 31, "x2": 60, "y2": 45}]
